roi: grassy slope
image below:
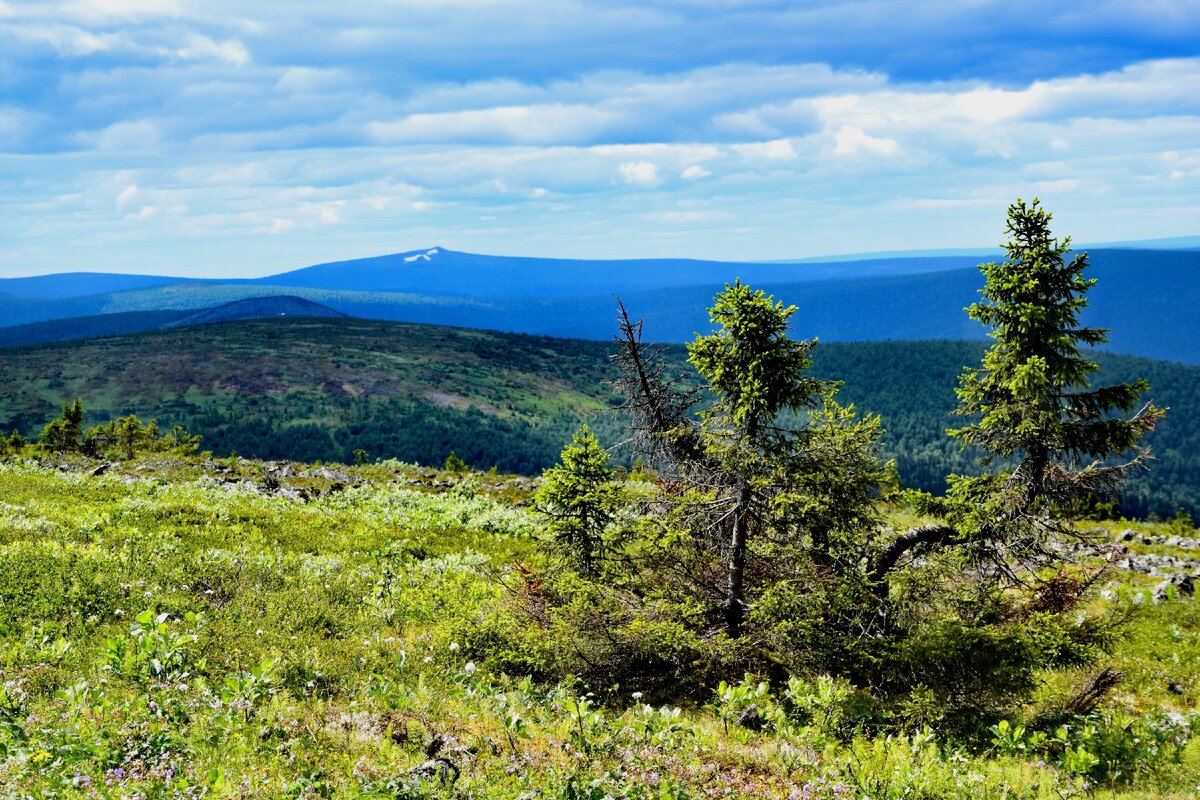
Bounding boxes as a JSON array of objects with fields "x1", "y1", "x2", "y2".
[
  {"x1": 1, "y1": 318, "x2": 1197, "y2": 517},
  {"x1": 0, "y1": 457, "x2": 1197, "y2": 798}
]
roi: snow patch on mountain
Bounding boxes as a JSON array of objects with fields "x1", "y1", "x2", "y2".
[{"x1": 403, "y1": 248, "x2": 441, "y2": 263}]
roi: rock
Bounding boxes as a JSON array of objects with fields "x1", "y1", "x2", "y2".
[
  {"x1": 424, "y1": 731, "x2": 446, "y2": 757},
  {"x1": 411, "y1": 758, "x2": 458, "y2": 784},
  {"x1": 736, "y1": 704, "x2": 766, "y2": 731},
  {"x1": 1120, "y1": 529, "x2": 1138, "y2": 542},
  {"x1": 1152, "y1": 574, "x2": 1195, "y2": 603},
  {"x1": 91, "y1": 462, "x2": 110, "y2": 476},
  {"x1": 1168, "y1": 681, "x2": 1185, "y2": 695}
]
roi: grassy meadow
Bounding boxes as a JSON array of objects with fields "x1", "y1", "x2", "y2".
[{"x1": 1, "y1": 453, "x2": 1198, "y2": 799}]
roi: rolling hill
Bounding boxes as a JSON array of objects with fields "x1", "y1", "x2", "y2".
[
  {"x1": 1, "y1": 317, "x2": 1195, "y2": 518},
  {"x1": 0, "y1": 297, "x2": 347, "y2": 348}
]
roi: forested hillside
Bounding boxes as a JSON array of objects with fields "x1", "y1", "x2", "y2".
[{"x1": 1, "y1": 318, "x2": 1196, "y2": 518}]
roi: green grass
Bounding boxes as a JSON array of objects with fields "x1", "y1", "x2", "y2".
[{"x1": 2, "y1": 455, "x2": 1200, "y2": 798}]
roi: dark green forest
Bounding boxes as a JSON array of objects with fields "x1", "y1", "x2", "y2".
[{"x1": 0, "y1": 317, "x2": 1196, "y2": 519}]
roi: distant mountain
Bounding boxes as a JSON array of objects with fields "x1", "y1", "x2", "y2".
[
  {"x1": 163, "y1": 296, "x2": 347, "y2": 328},
  {"x1": 1, "y1": 246, "x2": 1196, "y2": 364},
  {"x1": 0, "y1": 318, "x2": 1194, "y2": 518},
  {"x1": 0, "y1": 272, "x2": 205, "y2": 299},
  {"x1": 0, "y1": 248, "x2": 984, "y2": 305},
  {"x1": 0, "y1": 297, "x2": 346, "y2": 348},
  {"x1": 248, "y1": 247, "x2": 983, "y2": 297}
]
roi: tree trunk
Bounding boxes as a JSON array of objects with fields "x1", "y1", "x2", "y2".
[
  {"x1": 868, "y1": 523, "x2": 957, "y2": 595},
  {"x1": 724, "y1": 479, "x2": 752, "y2": 638}
]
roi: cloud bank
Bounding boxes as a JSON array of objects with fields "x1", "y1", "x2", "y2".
[{"x1": 1, "y1": 1, "x2": 1198, "y2": 276}]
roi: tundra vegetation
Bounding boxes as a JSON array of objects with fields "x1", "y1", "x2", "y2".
[{"x1": 1, "y1": 201, "x2": 1199, "y2": 798}]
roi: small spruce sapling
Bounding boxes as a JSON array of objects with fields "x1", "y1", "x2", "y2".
[{"x1": 535, "y1": 425, "x2": 620, "y2": 576}]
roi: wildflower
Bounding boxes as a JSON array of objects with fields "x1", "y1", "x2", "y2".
[
  {"x1": 464, "y1": 662, "x2": 477, "y2": 675},
  {"x1": 31, "y1": 748, "x2": 51, "y2": 765},
  {"x1": 632, "y1": 692, "x2": 643, "y2": 700},
  {"x1": 449, "y1": 641, "x2": 459, "y2": 651}
]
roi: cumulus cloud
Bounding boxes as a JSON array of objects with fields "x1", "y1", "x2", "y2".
[
  {"x1": 732, "y1": 139, "x2": 798, "y2": 161},
  {"x1": 175, "y1": 33, "x2": 250, "y2": 66},
  {"x1": 832, "y1": 126, "x2": 900, "y2": 158},
  {"x1": 368, "y1": 105, "x2": 620, "y2": 146},
  {"x1": 1, "y1": 3, "x2": 1198, "y2": 275},
  {"x1": 618, "y1": 161, "x2": 660, "y2": 186}
]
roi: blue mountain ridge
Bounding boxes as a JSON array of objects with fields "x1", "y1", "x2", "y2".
[
  {"x1": 0, "y1": 247, "x2": 983, "y2": 300},
  {"x1": 0, "y1": 247, "x2": 1195, "y2": 364}
]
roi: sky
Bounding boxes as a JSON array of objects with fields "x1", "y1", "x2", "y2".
[{"x1": 1, "y1": 1, "x2": 1199, "y2": 278}]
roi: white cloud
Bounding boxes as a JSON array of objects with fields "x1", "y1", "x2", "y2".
[
  {"x1": 368, "y1": 104, "x2": 619, "y2": 145},
  {"x1": 681, "y1": 164, "x2": 711, "y2": 179},
  {"x1": 176, "y1": 34, "x2": 250, "y2": 66},
  {"x1": 79, "y1": 119, "x2": 161, "y2": 150},
  {"x1": 732, "y1": 138, "x2": 797, "y2": 161},
  {"x1": 123, "y1": 204, "x2": 159, "y2": 221},
  {"x1": 115, "y1": 183, "x2": 139, "y2": 209},
  {"x1": 1163, "y1": 151, "x2": 1200, "y2": 180},
  {"x1": 618, "y1": 161, "x2": 660, "y2": 186},
  {"x1": 8, "y1": 22, "x2": 132, "y2": 55},
  {"x1": 65, "y1": 0, "x2": 184, "y2": 21},
  {"x1": 832, "y1": 126, "x2": 900, "y2": 158},
  {"x1": 649, "y1": 210, "x2": 734, "y2": 223},
  {"x1": 275, "y1": 66, "x2": 351, "y2": 93}
]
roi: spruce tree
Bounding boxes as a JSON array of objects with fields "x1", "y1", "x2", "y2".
[
  {"x1": 535, "y1": 425, "x2": 620, "y2": 577},
  {"x1": 687, "y1": 280, "x2": 827, "y2": 636},
  {"x1": 881, "y1": 199, "x2": 1163, "y2": 577},
  {"x1": 40, "y1": 398, "x2": 85, "y2": 454}
]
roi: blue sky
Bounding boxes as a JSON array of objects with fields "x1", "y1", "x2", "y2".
[{"x1": 1, "y1": 1, "x2": 1198, "y2": 278}]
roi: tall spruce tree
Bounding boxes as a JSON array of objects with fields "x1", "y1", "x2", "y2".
[
  {"x1": 687, "y1": 280, "x2": 827, "y2": 636},
  {"x1": 874, "y1": 199, "x2": 1163, "y2": 580},
  {"x1": 614, "y1": 282, "x2": 880, "y2": 639}
]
